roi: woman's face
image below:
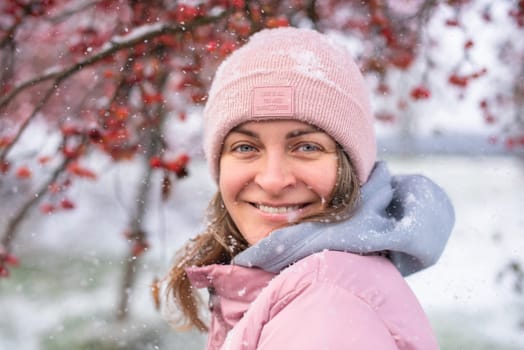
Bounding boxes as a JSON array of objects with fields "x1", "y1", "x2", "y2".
[{"x1": 219, "y1": 120, "x2": 338, "y2": 245}]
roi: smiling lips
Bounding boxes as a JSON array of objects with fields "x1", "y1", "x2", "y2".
[{"x1": 251, "y1": 203, "x2": 307, "y2": 215}]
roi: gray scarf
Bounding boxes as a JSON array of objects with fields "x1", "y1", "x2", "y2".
[{"x1": 233, "y1": 161, "x2": 455, "y2": 276}]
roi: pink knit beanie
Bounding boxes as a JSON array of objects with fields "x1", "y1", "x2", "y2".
[{"x1": 204, "y1": 27, "x2": 376, "y2": 184}]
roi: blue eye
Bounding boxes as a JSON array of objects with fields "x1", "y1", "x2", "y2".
[
  {"x1": 234, "y1": 144, "x2": 256, "y2": 153},
  {"x1": 296, "y1": 143, "x2": 321, "y2": 152}
]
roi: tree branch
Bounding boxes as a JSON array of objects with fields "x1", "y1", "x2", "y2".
[
  {"x1": 0, "y1": 22, "x2": 21, "y2": 49},
  {"x1": 0, "y1": 8, "x2": 232, "y2": 111},
  {"x1": 306, "y1": 0, "x2": 319, "y2": 29},
  {"x1": 0, "y1": 79, "x2": 60, "y2": 162},
  {"x1": 0, "y1": 139, "x2": 81, "y2": 252},
  {"x1": 47, "y1": 0, "x2": 99, "y2": 24},
  {"x1": 116, "y1": 72, "x2": 169, "y2": 321},
  {"x1": 0, "y1": 39, "x2": 16, "y2": 86}
]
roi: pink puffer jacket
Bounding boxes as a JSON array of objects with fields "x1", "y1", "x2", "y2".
[{"x1": 186, "y1": 251, "x2": 438, "y2": 350}]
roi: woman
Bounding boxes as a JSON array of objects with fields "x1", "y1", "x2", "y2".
[{"x1": 165, "y1": 27, "x2": 455, "y2": 349}]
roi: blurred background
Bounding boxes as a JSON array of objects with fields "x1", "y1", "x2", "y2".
[{"x1": 1, "y1": 1, "x2": 523, "y2": 349}]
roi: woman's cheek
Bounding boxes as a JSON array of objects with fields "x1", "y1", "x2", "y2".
[
  {"x1": 299, "y1": 161, "x2": 337, "y2": 199},
  {"x1": 219, "y1": 158, "x2": 246, "y2": 202}
]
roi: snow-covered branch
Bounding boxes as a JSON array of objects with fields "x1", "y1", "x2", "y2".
[{"x1": 0, "y1": 9, "x2": 230, "y2": 111}]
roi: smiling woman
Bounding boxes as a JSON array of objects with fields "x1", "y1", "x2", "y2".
[{"x1": 164, "y1": 27, "x2": 455, "y2": 350}]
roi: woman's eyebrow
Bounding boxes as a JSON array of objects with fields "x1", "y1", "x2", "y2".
[
  {"x1": 230, "y1": 127, "x2": 259, "y2": 138},
  {"x1": 286, "y1": 128, "x2": 322, "y2": 139}
]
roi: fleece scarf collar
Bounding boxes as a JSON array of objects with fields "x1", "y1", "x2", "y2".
[{"x1": 233, "y1": 161, "x2": 455, "y2": 276}]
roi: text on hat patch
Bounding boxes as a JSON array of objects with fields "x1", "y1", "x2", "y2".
[{"x1": 252, "y1": 86, "x2": 294, "y2": 117}]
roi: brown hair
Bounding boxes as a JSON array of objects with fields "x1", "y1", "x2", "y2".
[{"x1": 164, "y1": 147, "x2": 360, "y2": 331}]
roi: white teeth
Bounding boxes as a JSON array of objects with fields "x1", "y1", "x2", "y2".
[{"x1": 257, "y1": 204, "x2": 301, "y2": 214}]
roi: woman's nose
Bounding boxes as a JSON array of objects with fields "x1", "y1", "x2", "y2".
[{"x1": 254, "y1": 153, "x2": 296, "y2": 196}]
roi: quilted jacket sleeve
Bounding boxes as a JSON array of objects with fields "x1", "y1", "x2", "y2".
[{"x1": 256, "y1": 282, "x2": 399, "y2": 350}]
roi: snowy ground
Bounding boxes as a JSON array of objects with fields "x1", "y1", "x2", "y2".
[{"x1": 1, "y1": 154, "x2": 524, "y2": 349}]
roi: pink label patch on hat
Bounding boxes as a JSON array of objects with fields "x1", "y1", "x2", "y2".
[{"x1": 252, "y1": 86, "x2": 294, "y2": 117}]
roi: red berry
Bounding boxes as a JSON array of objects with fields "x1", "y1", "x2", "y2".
[
  {"x1": 484, "y1": 114, "x2": 496, "y2": 124},
  {"x1": 88, "y1": 128, "x2": 103, "y2": 143},
  {"x1": 149, "y1": 156, "x2": 163, "y2": 168},
  {"x1": 410, "y1": 85, "x2": 431, "y2": 100},
  {"x1": 505, "y1": 137, "x2": 516, "y2": 150},
  {"x1": 0, "y1": 136, "x2": 13, "y2": 148},
  {"x1": 388, "y1": 50, "x2": 414, "y2": 70},
  {"x1": 4, "y1": 254, "x2": 19, "y2": 266},
  {"x1": 265, "y1": 16, "x2": 289, "y2": 29},
  {"x1": 376, "y1": 112, "x2": 396, "y2": 123},
  {"x1": 38, "y1": 156, "x2": 51, "y2": 165},
  {"x1": 67, "y1": 163, "x2": 97, "y2": 179},
  {"x1": 60, "y1": 199, "x2": 75, "y2": 210},
  {"x1": 40, "y1": 203, "x2": 55, "y2": 214},
  {"x1": 205, "y1": 40, "x2": 218, "y2": 53},
  {"x1": 229, "y1": 0, "x2": 245, "y2": 9},
  {"x1": 163, "y1": 154, "x2": 190, "y2": 176},
  {"x1": 0, "y1": 266, "x2": 9, "y2": 278},
  {"x1": 376, "y1": 83, "x2": 391, "y2": 95},
  {"x1": 16, "y1": 166, "x2": 32, "y2": 179},
  {"x1": 132, "y1": 241, "x2": 149, "y2": 257},
  {"x1": 448, "y1": 74, "x2": 468, "y2": 87},
  {"x1": 445, "y1": 18, "x2": 460, "y2": 26},
  {"x1": 0, "y1": 161, "x2": 10, "y2": 174}
]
